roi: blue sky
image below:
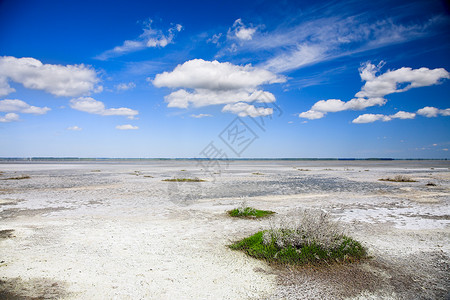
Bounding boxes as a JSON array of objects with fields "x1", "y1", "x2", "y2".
[{"x1": 0, "y1": 0, "x2": 449, "y2": 158}]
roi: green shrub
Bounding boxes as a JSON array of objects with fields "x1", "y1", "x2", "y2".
[
  {"x1": 230, "y1": 209, "x2": 367, "y2": 265},
  {"x1": 228, "y1": 200, "x2": 275, "y2": 218}
]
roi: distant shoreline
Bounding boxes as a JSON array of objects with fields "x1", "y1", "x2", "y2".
[{"x1": 0, "y1": 157, "x2": 448, "y2": 161}]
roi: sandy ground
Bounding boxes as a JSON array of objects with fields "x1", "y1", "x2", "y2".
[{"x1": 0, "y1": 160, "x2": 449, "y2": 299}]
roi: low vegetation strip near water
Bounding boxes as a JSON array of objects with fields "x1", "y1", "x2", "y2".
[{"x1": 229, "y1": 209, "x2": 367, "y2": 265}]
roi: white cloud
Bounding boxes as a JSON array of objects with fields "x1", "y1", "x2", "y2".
[
  {"x1": 153, "y1": 59, "x2": 284, "y2": 115},
  {"x1": 116, "y1": 124, "x2": 139, "y2": 130},
  {"x1": 440, "y1": 108, "x2": 450, "y2": 116},
  {"x1": 253, "y1": 15, "x2": 441, "y2": 73},
  {"x1": 207, "y1": 33, "x2": 222, "y2": 44},
  {"x1": 298, "y1": 110, "x2": 325, "y2": 120},
  {"x1": 222, "y1": 102, "x2": 272, "y2": 117},
  {"x1": 310, "y1": 99, "x2": 346, "y2": 113},
  {"x1": 228, "y1": 19, "x2": 257, "y2": 41},
  {"x1": 0, "y1": 56, "x2": 102, "y2": 97},
  {"x1": 165, "y1": 89, "x2": 275, "y2": 108},
  {"x1": 356, "y1": 62, "x2": 450, "y2": 99},
  {"x1": 0, "y1": 99, "x2": 50, "y2": 115},
  {"x1": 115, "y1": 82, "x2": 136, "y2": 91},
  {"x1": 96, "y1": 20, "x2": 182, "y2": 60},
  {"x1": 0, "y1": 112, "x2": 19, "y2": 123},
  {"x1": 352, "y1": 114, "x2": 392, "y2": 124},
  {"x1": 300, "y1": 97, "x2": 387, "y2": 120},
  {"x1": 190, "y1": 113, "x2": 212, "y2": 118},
  {"x1": 353, "y1": 107, "x2": 449, "y2": 124},
  {"x1": 153, "y1": 59, "x2": 284, "y2": 90},
  {"x1": 417, "y1": 106, "x2": 439, "y2": 117},
  {"x1": 263, "y1": 44, "x2": 326, "y2": 74},
  {"x1": 70, "y1": 97, "x2": 138, "y2": 119},
  {"x1": 299, "y1": 63, "x2": 449, "y2": 120},
  {"x1": 67, "y1": 125, "x2": 82, "y2": 131},
  {"x1": 391, "y1": 111, "x2": 416, "y2": 119},
  {"x1": 417, "y1": 106, "x2": 450, "y2": 117}
]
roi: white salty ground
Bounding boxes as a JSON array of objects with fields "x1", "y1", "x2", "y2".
[{"x1": 0, "y1": 160, "x2": 449, "y2": 299}]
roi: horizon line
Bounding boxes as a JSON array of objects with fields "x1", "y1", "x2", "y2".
[{"x1": 0, "y1": 157, "x2": 448, "y2": 161}]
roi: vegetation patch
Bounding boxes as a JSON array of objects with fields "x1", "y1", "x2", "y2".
[
  {"x1": 1, "y1": 175, "x2": 31, "y2": 180},
  {"x1": 91, "y1": 170, "x2": 101, "y2": 172},
  {"x1": 230, "y1": 209, "x2": 367, "y2": 265},
  {"x1": 252, "y1": 172, "x2": 264, "y2": 175},
  {"x1": 426, "y1": 182, "x2": 437, "y2": 186},
  {"x1": 228, "y1": 207, "x2": 275, "y2": 219},
  {"x1": 0, "y1": 229, "x2": 15, "y2": 240},
  {"x1": 144, "y1": 175, "x2": 154, "y2": 178},
  {"x1": 162, "y1": 178, "x2": 205, "y2": 182},
  {"x1": 379, "y1": 175, "x2": 416, "y2": 182}
]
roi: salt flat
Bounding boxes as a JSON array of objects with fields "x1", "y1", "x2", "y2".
[{"x1": 0, "y1": 160, "x2": 449, "y2": 299}]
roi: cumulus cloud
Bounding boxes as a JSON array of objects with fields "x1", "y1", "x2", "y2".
[
  {"x1": 391, "y1": 111, "x2": 416, "y2": 119},
  {"x1": 0, "y1": 112, "x2": 19, "y2": 123},
  {"x1": 228, "y1": 19, "x2": 257, "y2": 41},
  {"x1": 116, "y1": 124, "x2": 139, "y2": 130},
  {"x1": 440, "y1": 108, "x2": 450, "y2": 116},
  {"x1": 0, "y1": 99, "x2": 50, "y2": 115},
  {"x1": 67, "y1": 125, "x2": 82, "y2": 131},
  {"x1": 222, "y1": 102, "x2": 273, "y2": 117},
  {"x1": 96, "y1": 20, "x2": 182, "y2": 60},
  {"x1": 353, "y1": 107, "x2": 449, "y2": 124},
  {"x1": 164, "y1": 89, "x2": 276, "y2": 108},
  {"x1": 153, "y1": 59, "x2": 284, "y2": 115},
  {"x1": 115, "y1": 82, "x2": 136, "y2": 91},
  {"x1": 153, "y1": 59, "x2": 284, "y2": 90},
  {"x1": 417, "y1": 106, "x2": 450, "y2": 117},
  {"x1": 298, "y1": 110, "x2": 325, "y2": 120},
  {"x1": 190, "y1": 113, "x2": 212, "y2": 118},
  {"x1": 0, "y1": 56, "x2": 102, "y2": 97},
  {"x1": 352, "y1": 114, "x2": 392, "y2": 124},
  {"x1": 356, "y1": 62, "x2": 450, "y2": 99},
  {"x1": 69, "y1": 97, "x2": 138, "y2": 119},
  {"x1": 299, "y1": 63, "x2": 449, "y2": 120}
]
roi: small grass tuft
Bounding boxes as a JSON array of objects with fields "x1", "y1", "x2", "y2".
[
  {"x1": 228, "y1": 200, "x2": 275, "y2": 219},
  {"x1": 426, "y1": 182, "x2": 437, "y2": 186},
  {"x1": 252, "y1": 172, "x2": 264, "y2": 175},
  {"x1": 228, "y1": 207, "x2": 275, "y2": 218},
  {"x1": 229, "y1": 209, "x2": 367, "y2": 265},
  {"x1": 162, "y1": 178, "x2": 205, "y2": 182},
  {"x1": 1, "y1": 175, "x2": 31, "y2": 180},
  {"x1": 91, "y1": 170, "x2": 101, "y2": 172},
  {"x1": 379, "y1": 175, "x2": 416, "y2": 182},
  {"x1": 297, "y1": 169, "x2": 311, "y2": 171}
]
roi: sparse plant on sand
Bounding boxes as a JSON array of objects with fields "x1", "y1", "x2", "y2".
[
  {"x1": 230, "y1": 209, "x2": 366, "y2": 265},
  {"x1": 162, "y1": 178, "x2": 205, "y2": 182},
  {"x1": 1, "y1": 175, "x2": 31, "y2": 180},
  {"x1": 252, "y1": 172, "x2": 264, "y2": 175},
  {"x1": 379, "y1": 175, "x2": 416, "y2": 182},
  {"x1": 228, "y1": 199, "x2": 275, "y2": 218}
]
